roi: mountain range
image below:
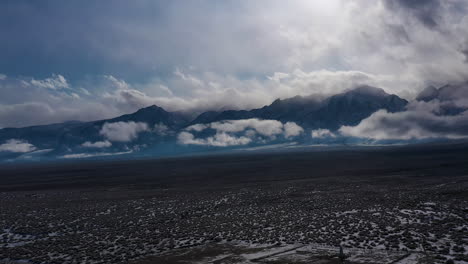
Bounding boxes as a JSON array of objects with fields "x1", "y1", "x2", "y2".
[
  {"x1": 0, "y1": 85, "x2": 448, "y2": 162},
  {"x1": 192, "y1": 85, "x2": 407, "y2": 129}
]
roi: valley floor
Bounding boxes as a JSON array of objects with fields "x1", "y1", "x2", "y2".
[{"x1": 0, "y1": 144, "x2": 467, "y2": 263}]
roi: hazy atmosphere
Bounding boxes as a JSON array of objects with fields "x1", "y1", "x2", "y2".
[{"x1": 1, "y1": 2, "x2": 467, "y2": 264}]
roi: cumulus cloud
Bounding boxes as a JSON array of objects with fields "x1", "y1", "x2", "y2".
[
  {"x1": 203, "y1": 119, "x2": 302, "y2": 138},
  {"x1": 311, "y1": 129, "x2": 336, "y2": 138},
  {"x1": 284, "y1": 122, "x2": 304, "y2": 138},
  {"x1": 177, "y1": 131, "x2": 251, "y2": 147},
  {"x1": 339, "y1": 107, "x2": 468, "y2": 140},
  {"x1": 81, "y1": 140, "x2": 112, "y2": 148},
  {"x1": 0, "y1": 139, "x2": 36, "y2": 153},
  {"x1": 179, "y1": 119, "x2": 303, "y2": 147},
  {"x1": 210, "y1": 119, "x2": 284, "y2": 137},
  {"x1": 185, "y1": 124, "x2": 208, "y2": 132},
  {"x1": 100, "y1": 121, "x2": 149, "y2": 142},
  {"x1": 339, "y1": 83, "x2": 468, "y2": 140}
]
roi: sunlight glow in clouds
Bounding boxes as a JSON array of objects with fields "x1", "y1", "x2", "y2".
[{"x1": 1, "y1": 0, "x2": 468, "y2": 128}]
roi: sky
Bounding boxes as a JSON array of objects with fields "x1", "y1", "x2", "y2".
[{"x1": 1, "y1": 0, "x2": 468, "y2": 128}]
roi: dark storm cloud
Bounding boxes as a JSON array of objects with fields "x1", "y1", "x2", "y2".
[{"x1": 385, "y1": 0, "x2": 441, "y2": 28}]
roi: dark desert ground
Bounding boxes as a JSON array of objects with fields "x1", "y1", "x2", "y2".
[{"x1": 1, "y1": 143, "x2": 467, "y2": 264}]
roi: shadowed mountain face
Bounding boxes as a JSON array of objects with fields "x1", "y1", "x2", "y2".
[
  {"x1": 0, "y1": 105, "x2": 189, "y2": 151},
  {"x1": 0, "y1": 86, "x2": 408, "y2": 162},
  {"x1": 191, "y1": 85, "x2": 408, "y2": 129},
  {"x1": 106, "y1": 105, "x2": 190, "y2": 128}
]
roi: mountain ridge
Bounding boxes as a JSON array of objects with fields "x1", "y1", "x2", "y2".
[
  {"x1": 0, "y1": 85, "x2": 411, "y2": 162},
  {"x1": 190, "y1": 85, "x2": 408, "y2": 129}
]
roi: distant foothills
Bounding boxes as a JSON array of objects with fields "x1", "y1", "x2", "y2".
[{"x1": 0, "y1": 84, "x2": 467, "y2": 162}]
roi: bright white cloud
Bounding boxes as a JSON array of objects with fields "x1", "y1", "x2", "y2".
[
  {"x1": 179, "y1": 119, "x2": 303, "y2": 147},
  {"x1": 81, "y1": 140, "x2": 112, "y2": 148},
  {"x1": 185, "y1": 124, "x2": 209, "y2": 132},
  {"x1": 210, "y1": 119, "x2": 284, "y2": 137},
  {"x1": 100, "y1": 121, "x2": 149, "y2": 142},
  {"x1": 0, "y1": 139, "x2": 36, "y2": 153},
  {"x1": 284, "y1": 122, "x2": 304, "y2": 138},
  {"x1": 311, "y1": 129, "x2": 336, "y2": 138},
  {"x1": 191, "y1": 119, "x2": 303, "y2": 138},
  {"x1": 177, "y1": 131, "x2": 251, "y2": 147}
]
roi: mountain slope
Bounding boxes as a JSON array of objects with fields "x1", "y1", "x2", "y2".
[{"x1": 191, "y1": 86, "x2": 408, "y2": 130}]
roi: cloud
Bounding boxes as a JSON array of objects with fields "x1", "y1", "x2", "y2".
[
  {"x1": 2, "y1": 1, "x2": 468, "y2": 128},
  {"x1": 185, "y1": 124, "x2": 208, "y2": 132},
  {"x1": 81, "y1": 140, "x2": 112, "y2": 148},
  {"x1": 0, "y1": 74, "x2": 6, "y2": 80},
  {"x1": 14, "y1": 149, "x2": 53, "y2": 161},
  {"x1": 311, "y1": 129, "x2": 336, "y2": 138},
  {"x1": 153, "y1": 123, "x2": 170, "y2": 135},
  {"x1": 339, "y1": 107, "x2": 468, "y2": 140},
  {"x1": 284, "y1": 122, "x2": 304, "y2": 138},
  {"x1": 201, "y1": 119, "x2": 302, "y2": 138},
  {"x1": 0, "y1": 101, "x2": 116, "y2": 128},
  {"x1": 177, "y1": 131, "x2": 251, "y2": 147},
  {"x1": 0, "y1": 76, "x2": 121, "y2": 128},
  {"x1": 99, "y1": 70, "x2": 382, "y2": 116},
  {"x1": 100, "y1": 121, "x2": 149, "y2": 142},
  {"x1": 239, "y1": 142, "x2": 298, "y2": 151},
  {"x1": 384, "y1": 0, "x2": 441, "y2": 28},
  {"x1": 210, "y1": 119, "x2": 284, "y2": 137},
  {"x1": 179, "y1": 119, "x2": 303, "y2": 147},
  {"x1": 30, "y1": 74, "x2": 69, "y2": 90},
  {"x1": 339, "y1": 82, "x2": 468, "y2": 140},
  {"x1": 0, "y1": 139, "x2": 36, "y2": 153},
  {"x1": 61, "y1": 150, "x2": 132, "y2": 159},
  {"x1": 0, "y1": 63, "x2": 454, "y2": 129},
  {"x1": 0, "y1": 102, "x2": 54, "y2": 128}
]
